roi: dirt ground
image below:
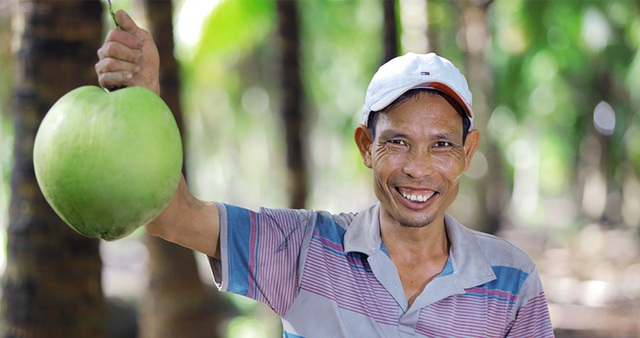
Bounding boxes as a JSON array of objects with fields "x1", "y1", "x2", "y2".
[{"x1": 502, "y1": 224, "x2": 640, "y2": 338}]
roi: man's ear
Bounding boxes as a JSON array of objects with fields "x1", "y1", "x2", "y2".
[
  {"x1": 354, "y1": 124, "x2": 373, "y2": 168},
  {"x1": 463, "y1": 129, "x2": 481, "y2": 172}
]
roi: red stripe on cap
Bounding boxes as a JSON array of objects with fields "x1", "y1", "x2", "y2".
[{"x1": 427, "y1": 82, "x2": 472, "y2": 119}]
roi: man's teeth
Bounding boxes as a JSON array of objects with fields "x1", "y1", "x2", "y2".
[{"x1": 401, "y1": 191, "x2": 434, "y2": 202}]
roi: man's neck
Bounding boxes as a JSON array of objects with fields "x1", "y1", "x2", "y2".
[
  {"x1": 380, "y1": 216, "x2": 450, "y2": 307},
  {"x1": 380, "y1": 215, "x2": 449, "y2": 258}
]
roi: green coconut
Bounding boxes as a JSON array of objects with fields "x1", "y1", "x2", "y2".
[{"x1": 34, "y1": 86, "x2": 182, "y2": 240}]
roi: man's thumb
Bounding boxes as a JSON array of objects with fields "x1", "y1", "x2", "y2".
[{"x1": 115, "y1": 10, "x2": 138, "y2": 32}]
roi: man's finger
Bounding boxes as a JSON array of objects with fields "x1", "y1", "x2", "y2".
[
  {"x1": 97, "y1": 70, "x2": 134, "y2": 90},
  {"x1": 115, "y1": 10, "x2": 147, "y2": 40},
  {"x1": 104, "y1": 26, "x2": 141, "y2": 50},
  {"x1": 95, "y1": 56, "x2": 137, "y2": 74},
  {"x1": 97, "y1": 41, "x2": 142, "y2": 64}
]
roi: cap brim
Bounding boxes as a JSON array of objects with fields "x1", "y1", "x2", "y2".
[
  {"x1": 425, "y1": 82, "x2": 474, "y2": 121},
  {"x1": 368, "y1": 82, "x2": 473, "y2": 120}
]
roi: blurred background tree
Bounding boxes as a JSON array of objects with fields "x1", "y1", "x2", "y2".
[
  {"x1": 138, "y1": 0, "x2": 228, "y2": 337},
  {"x1": 1, "y1": 1, "x2": 106, "y2": 337},
  {"x1": 1, "y1": 0, "x2": 639, "y2": 337}
]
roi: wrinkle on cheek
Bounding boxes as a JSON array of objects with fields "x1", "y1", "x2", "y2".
[
  {"x1": 373, "y1": 141, "x2": 392, "y2": 163},
  {"x1": 451, "y1": 147, "x2": 467, "y2": 165},
  {"x1": 432, "y1": 147, "x2": 467, "y2": 173}
]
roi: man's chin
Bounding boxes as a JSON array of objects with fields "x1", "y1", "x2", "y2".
[{"x1": 385, "y1": 208, "x2": 438, "y2": 229}]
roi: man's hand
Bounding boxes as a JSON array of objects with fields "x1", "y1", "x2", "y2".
[{"x1": 95, "y1": 10, "x2": 160, "y2": 95}]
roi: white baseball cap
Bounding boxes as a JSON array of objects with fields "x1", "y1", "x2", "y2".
[{"x1": 362, "y1": 52, "x2": 474, "y2": 131}]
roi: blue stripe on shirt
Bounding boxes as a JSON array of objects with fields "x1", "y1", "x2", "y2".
[
  {"x1": 313, "y1": 213, "x2": 374, "y2": 273},
  {"x1": 315, "y1": 213, "x2": 346, "y2": 243},
  {"x1": 489, "y1": 265, "x2": 529, "y2": 295},
  {"x1": 225, "y1": 204, "x2": 253, "y2": 296},
  {"x1": 439, "y1": 259, "x2": 454, "y2": 277}
]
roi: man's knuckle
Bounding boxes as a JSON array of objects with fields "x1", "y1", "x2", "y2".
[
  {"x1": 104, "y1": 42, "x2": 119, "y2": 56},
  {"x1": 100, "y1": 58, "x2": 113, "y2": 71}
]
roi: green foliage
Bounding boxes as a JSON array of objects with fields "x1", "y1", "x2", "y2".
[
  {"x1": 197, "y1": 0, "x2": 274, "y2": 59},
  {"x1": 0, "y1": 9, "x2": 13, "y2": 230},
  {"x1": 180, "y1": 0, "x2": 384, "y2": 212},
  {"x1": 170, "y1": 0, "x2": 640, "y2": 229},
  {"x1": 626, "y1": 113, "x2": 640, "y2": 170},
  {"x1": 438, "y1": 0, "x2": 640, "y2": 231}
]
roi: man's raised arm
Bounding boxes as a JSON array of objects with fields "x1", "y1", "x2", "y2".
[{"x1": 95, "y1": 10, "x2": 221, "y2": 258}]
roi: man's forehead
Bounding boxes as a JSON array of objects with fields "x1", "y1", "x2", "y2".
[
  {"x1": 375, "y1": 97, "x2": 464, "y2": 135},
  {"x1": 382, "y1": 92, "x2": 461, "y2": 120}
]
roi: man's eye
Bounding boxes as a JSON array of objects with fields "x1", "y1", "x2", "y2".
[
  {"x1": 435, "y1": 141, "x2": 452, "y2": 147},
  {"x1": 389, "y1": 140, "x2": 406, "y2": 145}
]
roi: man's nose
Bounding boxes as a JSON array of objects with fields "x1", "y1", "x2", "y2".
[{"x1": 401, "y1": 147, "x2": 434, "y2": 178}]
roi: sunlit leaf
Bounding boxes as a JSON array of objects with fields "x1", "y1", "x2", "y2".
[{"x1": 195, "y1": 0, "x2": 275, "y2": 62}]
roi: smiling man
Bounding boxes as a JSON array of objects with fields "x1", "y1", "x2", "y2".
[
  {"x1": 354, "y1": 59, "x2": 481, "y2": 307},
  {"x1": 96, "y1": 11, "x2": 554, "y2": 338}
]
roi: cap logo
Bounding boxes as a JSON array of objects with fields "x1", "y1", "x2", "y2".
[{"x1": 420, "y1": 71, "x2": 430, "y2": 75}]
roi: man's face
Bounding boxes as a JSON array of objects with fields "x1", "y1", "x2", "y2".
[{"x1": 355, "y1": 92, "x2": 480, "y2": 230}]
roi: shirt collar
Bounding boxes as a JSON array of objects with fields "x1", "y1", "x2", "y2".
[
  {"x1": 443, "y1": 213, "x2": 496, "y2": 287},
  {"x1": 343, "y1": 203, "x2": 382, "y2": 255},
  {"x1": 344, "y1": 203, "x2": 496, "y2": 288}
]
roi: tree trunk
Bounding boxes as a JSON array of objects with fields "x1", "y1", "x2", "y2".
[
  {"x1": 457, "y1": 0, "x2": 503, "y2": 234},
  {"x1": 2, "y1": 1, "x2": 106, "y2": 337},
  {"x1": 138, "y1": 1, "x2": 225, "y2": 337},
  {"x1": 382, "y1": 0, "x2": 398, "y2": 63},
  {"x1": 276, "y1": 0, "x2": 308, "y2": 209}
]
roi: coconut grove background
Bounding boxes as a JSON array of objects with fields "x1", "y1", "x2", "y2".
[{"x1": 0, "y1": 0, "x2": 639, "y2": 337}]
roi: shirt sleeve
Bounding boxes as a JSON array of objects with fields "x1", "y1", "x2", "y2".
[
  {"x1": 209, "y1": 202, "x2": 314, "y2": 316},
  {"x1": 506, "y1": 266, "x2": 555, "y2": 337}
]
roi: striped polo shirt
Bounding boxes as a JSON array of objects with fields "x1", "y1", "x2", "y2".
[{"x1": 210, "y1": 202, "x2": 554, "y2": 337}]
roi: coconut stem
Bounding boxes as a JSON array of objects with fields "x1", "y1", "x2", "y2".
[{"x1": 107, "y1": 0, "x2": 121, "y2": 30}]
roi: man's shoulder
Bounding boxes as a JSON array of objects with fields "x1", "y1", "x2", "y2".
[
  {"x1": 311, "y1": 204, "x2": 379, "y2": 232},
  {"x1": 467, "y1": 227, "x2": 537, "y2": 273},
  {"x1": 316, "y1": 209, "x2": 358, "y2": 222},
  {"x1": 446, "y1": 214, "x2": 537, "y2": 272}
]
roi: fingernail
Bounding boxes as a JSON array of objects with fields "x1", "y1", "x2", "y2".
[{"x1": 127, "y1": 73, "x2": 133, "y2": 80}]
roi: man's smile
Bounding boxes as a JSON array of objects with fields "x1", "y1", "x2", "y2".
[{"x1": 396, "y1": 187, "x2": 437, "y2": 203}]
